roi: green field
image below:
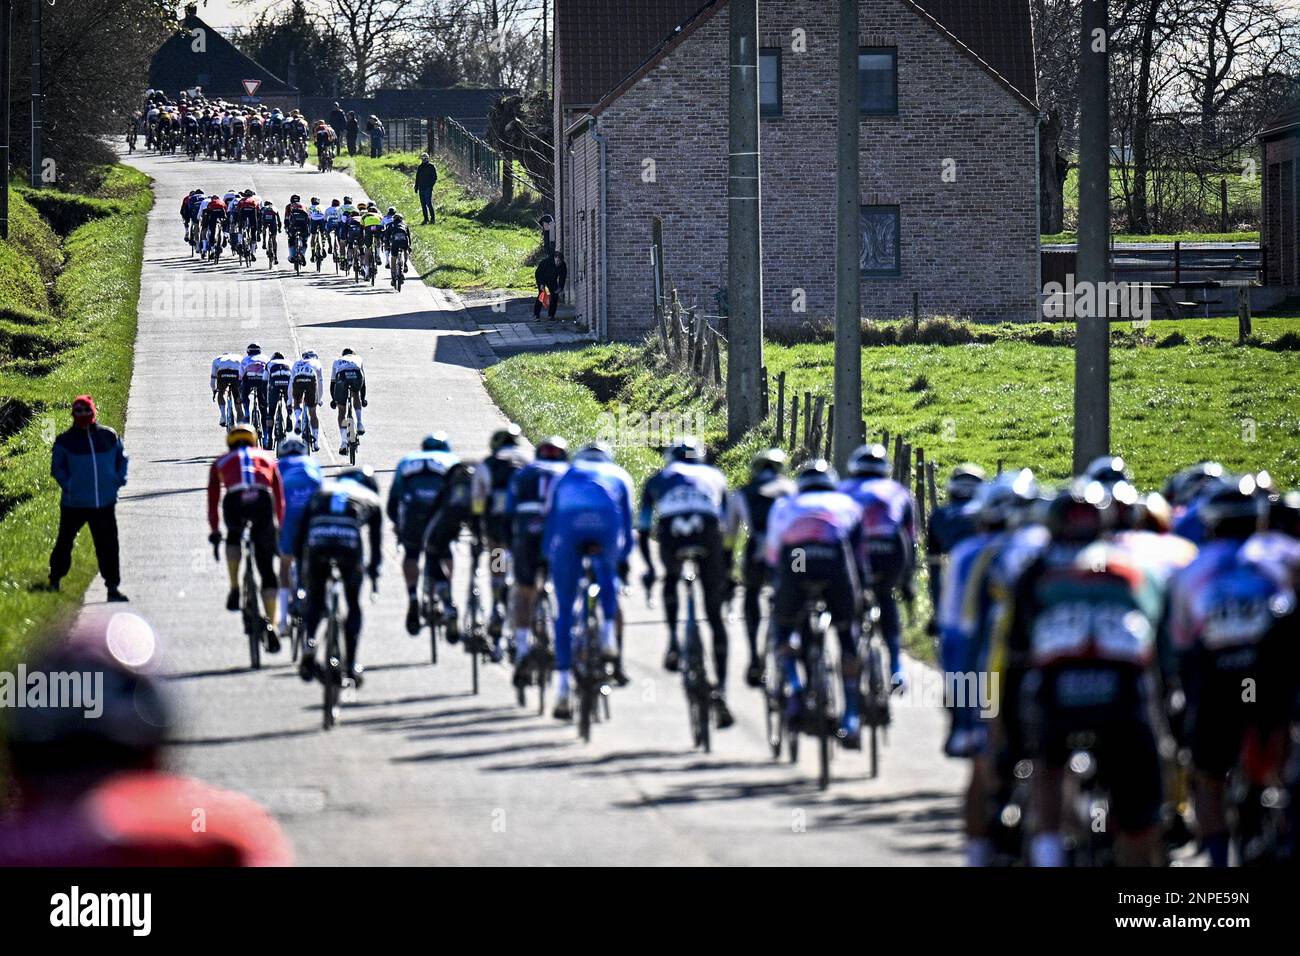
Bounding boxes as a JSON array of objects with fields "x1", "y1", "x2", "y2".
[
  {"x1": 332, "y1": 149, "x2": 540, "y2": 293},
  {"x1": 0, "y1": 167, "x2": 153, "y2": 660}
]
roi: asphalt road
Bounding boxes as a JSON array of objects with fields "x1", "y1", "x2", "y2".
[{"x1": 97, "y1": 146, "x2": 963, "y2": 865}]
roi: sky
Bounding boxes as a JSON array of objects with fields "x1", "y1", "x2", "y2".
[{"x1": 179, "y1": 0, "x2": 265, "y2": 33}]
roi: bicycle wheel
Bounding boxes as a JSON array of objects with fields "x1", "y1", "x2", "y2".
[
  {"x1": 811, "y1": 644, "x2": 831, "y2": 790},
  {"x1": 244, "y1": 557, "x2": 262, "y2": 671},
  {"x1": 865, "y1": 642, "x2": 885, "y2": 778},
  {"x1": 323, "y1": 612, "x2": 340, "y2": 731}
]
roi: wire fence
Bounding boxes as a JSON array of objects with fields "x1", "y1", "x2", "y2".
[{"x1": 437, "y1": 116, "x2": 502, "y2": 191}]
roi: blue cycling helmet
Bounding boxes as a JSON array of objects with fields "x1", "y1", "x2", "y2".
[{"x1": 422, "y1": 432, "x2": 451, "y2": 453}]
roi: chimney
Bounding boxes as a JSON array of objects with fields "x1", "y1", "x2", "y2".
[{"x1": 184, "y1": 3, "x2": 198, "y2": 17}]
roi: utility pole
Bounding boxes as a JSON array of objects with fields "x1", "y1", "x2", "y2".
[
  {"x1": 1073, "y1": 0, "x2": 1110, "y2": 473},
  {"x1": 541, "y1": 0, "x2": 548, "y2": 94},
  {"x1": 727, "y1": 0, "x2": 763, "y2": 442},
  {"x1": 832, "y1": 0, "x2": 863, "y2": 469},
  {"x1": 1, "y1": 0, "x2": 11, "y2": 238},
  {"x1": 28, "y1": 0, "x2": 39, "y2": 188}
]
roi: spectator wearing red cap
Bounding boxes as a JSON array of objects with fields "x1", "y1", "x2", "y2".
[{"x1": 46, "y1": 395, "x2": 129, "y2": 601}]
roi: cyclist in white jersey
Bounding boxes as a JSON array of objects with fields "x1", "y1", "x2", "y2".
[
  {"x1": 239, "y1": 343, "x2": 271, "y2": 426},
  {"x1": 210, "y1": 352, "x2": 243, "y2": 427},
  {"x1": 329, "y1": 349, "x2": 367, "y2": 456},
  {"x1": 290, "y1": 350, "x2": 324, "y2": 448}
]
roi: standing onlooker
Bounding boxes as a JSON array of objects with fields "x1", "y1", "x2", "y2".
[
  {"x1": 345, "y1": 111, "x2": 360, "y2": 156},
  {"x1": 533, "y1": 250, "x2": 568, "y2": 321},
  {"x1": 366, "y1": 116, "x2": 385, "y2": 158},
  {"x1": 47, "y1": 395, "x2": 129, "y2": 602},
  {"x1": 328, "y1": 102, "x2": 348, "y2": 141},
  {"x1": 414, "y1": 153, "x2": 438, "y2": 224}
]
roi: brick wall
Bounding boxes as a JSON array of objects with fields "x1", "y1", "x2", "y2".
[
  {"x1": 562, "y1": 0, "x2": 1040, "y2": 340},
  {"x1": 1263, "y1": 135, "x2": 1298, "y2": 287}
]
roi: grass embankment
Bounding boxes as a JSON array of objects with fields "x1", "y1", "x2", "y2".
[
  {"x1": 1041, "y1": 230, "x2": 1259, "y2": 245},
  {"x1": 0, "y1": 166, "x2": 153, "y2": 659},
  {"x1": 332, "y1": 149, "x2": 540, "y2": 293},
  {"x1": 485, "y1": 320, "x2": 1300, "y2": 659}
]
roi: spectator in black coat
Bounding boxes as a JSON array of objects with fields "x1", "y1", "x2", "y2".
[
  {"x1": 328, "y1": 103, "x2": 348, "y2": 141},
  {"x1": 345, "y1": 112, "x2": 360, "y2": 155},
  {"x1": 414, "y1": 153, "x2": 438, "y2": 223},
  {"x1": 533, "y1": 251, "x2": 567, "y2": 320}
]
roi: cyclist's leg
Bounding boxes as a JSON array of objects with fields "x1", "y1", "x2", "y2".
[
  {"x1": 699, "y1": 523, "x2": 731, "y2": 689},
  {"x1": 870, "y1": 540, "x2": 905, "y2": 681},
  {"x1": 221, "y1": 496, "x2": 247, "y2": 606},
  {"x1": 511, "y1": 530, "x2": 542, "y2": 659},
  {"x1": 770, "y1": 553, "x2": 805, "y2": 694},
  {"x1": 828, "y1": 551, "x2": 863, "y2": 731},
  {"x1": 300, "y1": 551, "x2": 327, "y2": 649},
  {"x1": 657, "y1": 521, "x2": 683, "y2": 658},
  {"x1": 351, "y1": 383, "x2": 365, "y2": 434},
  {"x1": 341, "y1": 553, "x2": 365, "y2": 678},
  {"x1": 549, "y1": 539, "x2": 581, "y2": 695}
]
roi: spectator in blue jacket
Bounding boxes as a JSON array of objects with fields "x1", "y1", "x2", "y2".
[{"x1": 46, "y1": 395, "x2": 129, "y2": 601}]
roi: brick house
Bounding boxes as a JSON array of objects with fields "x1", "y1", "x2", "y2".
[
  {"x1": 553, "y1": 0, "x2": 1042, "y2": 340},
  {"x1": 1260, "y1": 100, "x2": 1299, "y2": 288}
]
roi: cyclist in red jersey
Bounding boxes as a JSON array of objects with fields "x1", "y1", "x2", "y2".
[
  {"x1": 208, "y1": 423, "x2": 285, "y2": 650},
  {"x1": 0, "y1": 608, "x2": 294, "y2": 866}
]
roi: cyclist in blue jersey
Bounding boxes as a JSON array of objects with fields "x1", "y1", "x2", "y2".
[
  {"x1": 506, "y1": 436, "x2": 571, "y2": 689},
  {"x1": 837, "y1": 444, "x2": 918, "y2": 691},
  {"x1": 542, "y1": 441, "x2": 635, "y2": 721},
  {"x1": 638, "y1": 436, "x2": 736, "y2": 726},
  {"x1": 274, "y1": 437, "x2": 323, "y2": 638},
  {"x1": 387, "y1": 433, "x2": 461, "y2": 635},
  {"x1": 925, "y1": 463, "x2": 986, "y2": 636}
]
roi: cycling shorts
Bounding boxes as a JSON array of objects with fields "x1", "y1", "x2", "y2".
[
  {"x1": 512, "y1": 529, "x2": 545, "y2": 588},
  {"x1": 1185, "y1": 646, "x2": 1265, "y2": 778},
  {"x1": 331, "y1": 377, "x2": 363, "y2": 406},
  {"x1": 657, "y1": 513, "x2": 727, "y2": 592},
  {"x1": 771, "y1": 542, "x2": 861, "y2": 630},
  {"x1": 292, "y1": 377, "x2": 318, "y2": 406},
  {"x1": 215, "y1": 368, "x2": 240, "y2": 391},
  {"x1": 222, "y1": 487, "x2": 277, "y2": 588}
]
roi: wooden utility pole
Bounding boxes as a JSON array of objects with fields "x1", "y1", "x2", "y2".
[
  {"x1": 727, "y1": 0, "x2": 763, "y2": 442},
  {"x1": 1073, "y1": 0, "x2": 1110, "y2": 473},
  {"x1": 832, "y1": 0, "x2": 863, "y2": 469},
  {"x1": 1, "y1": 0, "x2": 11, "y2": 238},
  {"x1": 28, "y1": 0, "x2": 39, "y2": 188}
]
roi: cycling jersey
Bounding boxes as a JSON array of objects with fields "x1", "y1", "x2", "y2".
[
  {"x1": 638, "y1": 461, "x2": 732, "y2": 531},
  {"x1": 260, "y1": 207, "x2": 281, "y2": 234},
  {"x1": 207, "y1": 446, "x2": 284, "y2": 533},
  {"x1": 241, "y1": 352, "x2": 269, "y2": 381},
  {"x1": 308, "y1": 204, "x2": 326, "y2": 222},
  {"x1": 210, "y1": 352, "x2": 243, "y2": 391},
  {"x1": 284, "y1": 203, "x2": 311, "y2": 235},
  {"x1": 291, "y1": 356, "x2": 324, "y2": 396},
  {"x1": 473, "y1": 446, "x2": 530, "y2": 522},
  {"x1": 325, "y1": 205, "x2": 342, "y2": 226},
  {"x1": 838, "y1": 476, "x2": 916, "y2": 544},
  {"x1": 387, "y1": 224, "x2": 411, "y2": 249},
  {"x1": 1169, "y1": 539, "x2": 1293, "y2": 655},
  {"x1": 296, "y1": 478, "x2": 383, "y2": 563},
  {"x1": 278, "y1": 455, "x2": 324, "y2": 555},
  {"x1": 764, "y1": 490, "x2": 863, "y2": 567},
  {"x1": 330, "y1": 356, "x2": 366, "y2": 401},
  {"x1": 387, "y1": 449, "x2": 460, "y2": 550},
  {"x1": 267, "y1": 357, "x2": 293, "y2": 392},
  {"x1": 507, "y1": 460, "x2": 570, "y2": 537}
]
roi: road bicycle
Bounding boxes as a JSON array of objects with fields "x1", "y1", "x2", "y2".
[
  {"x1": 207, "y1": 223, "x2": 225, "y2": 264},
  {"x1": 217, "y1": 386, "x2": 238, "y2": 433},
  {"x1": 859, "y1": 599, "x2": 892, "y2": 778},
  {"x1": 340, "y1": 391, "x2": 361, "y2": 464},
  {"x1": 318, "y1": 561, "x2": 376, "y2": 730},
  {"x1": 517, "y1": 580, "x2": 555, "y2": 715},
  {"x1": 318, "y1": 142, "x2": 334, "y2": 172},
  {"x1": 268, "y1": 388, "x2": 291, "y2": 450},
  {"x1": 776, "y1": 589, "x2": 839, "y2": 790},
  {"x1": 462, "y1": 538, "x2": 497, "y2": 696},
  {"x1": 215, "y1": 525, "x2": 269, "y2": 671},
  {"x1": 390, "y1": 243, "x2": 408, "y2": 291},
  {"x1": 311, "y1": 228, "x2": 326, "y2": 272},
  {"x1": 186, "y1": 218, "x2": 199, "y2": 257},
  {"x1": 298, "y1": 400, "x2": 319, "y2": 452},
  {"x1": 185, "y1": 132, "x2": 199, "y2": 160},
  {"x1": 264, "y1": 229, "x2": 278, "y2": 268},
  {"x1": 573, "y1": 546, "x2": 613, "y2": 743},
  {"x1": 675, "y1": 545, "x2": 714, "y2": 753}
]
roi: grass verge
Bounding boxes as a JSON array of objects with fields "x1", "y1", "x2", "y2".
[{"x1": 0, "y1": 165, "x2": 153, "y2": 661}]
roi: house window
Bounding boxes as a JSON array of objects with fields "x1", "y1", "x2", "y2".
[
  {"x1": 760, "y1": 48, "x2": 782, "y2": 117},
  {"x1": 860, "y1": 205, "x2": 900, "y2": 276},
  {"x1": 859, "y1": 48, "x2": 897, "y2": 114}
]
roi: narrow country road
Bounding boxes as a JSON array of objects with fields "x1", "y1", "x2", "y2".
[{"x1": 95, "y1": 147, "x2": 963, "y2": 865}]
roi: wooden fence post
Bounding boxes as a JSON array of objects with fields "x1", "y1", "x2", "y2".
[
  {"x1": 710, "y1": 329, "x2": 722, "y2": 387},
  {"x1": 882, "y1": 430, "x2": 891, "y2": 455},
  {"x1": 775, "y1": 372, "x2": 786, "y2": 440},
  {"x1": 1238, "y1": 286, "x2": 1252, "y2": 343},
  {"x1": 669, "y1": 290, "x2": 683, "y2": 361},
  {"x1": 810, "y1": 396, "x2": 826, "y2": 459},
  {"x1": 789, "y1": 397, "x2": 800, "y2": 452},
  {"x1": 823, "y1": 404, "x2": 835, "y2": 459},
  {"x1": 803, "y1": 392, "x2": 813, "y2": 450},
  {"x1": 914, "y1": 446, "x2": 927, "y2": 533},
  {"x1": 926, "y1": 460, "x2": 938, "y2": 517},
  {"x1": 893, "y1": 435, "x2": 905, "y2": 481}
]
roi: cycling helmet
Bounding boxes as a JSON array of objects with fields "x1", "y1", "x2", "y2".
[
  {"x1": 310, "y1": 197, "x2": 320, "y2": 205},
  {"x1": 301, "y1": 349, "x2": 317, "y2": 360},
  {"x1": 8, "y1": 610, "x2": 171, "y2": 780},
  {"x1": 974, "y1": 469, "x2": 1040, "y2": 530},
  {"x1": 226, "y1": 424, "x2": 258, "y2": 449},
  {"x1": 246, "y1": 342, "x2": 261, "y2": 354},
  {"x1": 1083, "y1": 455, "x2": 1132, "y2": 486},
  {"x1": 337, "y1": 464, "x2": 379, "y2": 495},
  {"x1": 1266, "y1": 490, "x2": 1300, "y2": 536},
  {"x1": 574, "y1": 441, "x2": 613, "y2": 463},
  {"x1": 750, "y1": 448, "x2": 787, "y2": 478},
  {"x1": 795, "y1": 459, "x2": 839, "y2": 492},
  {"x1": 1163, "y1": 461, "x2": 1225, "y2": 508},
  {"x1": 343, "y1": 195, "x2": 352, "y2": 204},
  {"x1": 1108, "y1": 480, "x2": 1141, "y2": 529},
  {"x1": 271, "y1": 351, "x2": 284, "y2": 360},
  {"x1": 536, "y1": 436, "x2": 569, "y2": 462},
  {"x1": 664, "y1": 436, "x2": 704, "y2": 464},
  {"x1": 1129, "y1": 490, "x2": 1173, "y2": 534},
  {"x1": 262, "y1": 199, "x2": 273, "y2": 208},
  {"x1": 273, "y1": 434, "x2": 307, "y2": 458},
  {"x1": 421, "y1": 432, "x2": 451, "y2": 453},
  {"x1": 242, "y1": 189, "x2": 254, "y2": 198},
  {"x1": 946, "y1": 463, "x2": 987, "y2": 502},
  {"x1": 290, "y1": 194, "x2": 300, "y2": 204},
  {"x1": 1044, "y1": 480, "x2": 1115, "y2": 543},
  {"x1": 341, "y1": 348, "x2": 354, "y2": 356},
  {"x1": 387, "y1": 206, "x2": 396, "y2": 214},
  {"x1": 1200, "y1": 474, "x2": 1266, "y2": 540},
  {"x1": 490, "y1": 423, "x2": 523, "y2": 452},
  {"x1": 393, "y1": 214, "x2": 404, "y2": 224},
  {"x1": 846, "y1": 443, "x2": 891, "y2": 479}
]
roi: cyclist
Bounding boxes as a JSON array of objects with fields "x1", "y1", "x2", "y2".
[
  {"x1": 329, "y1": 348, "x2": 367, "y2": 455},
  {"x1": 206, "y1": 425, "x2": 284, "y2": 651},
  {"x1": 307, "y1": 196, "x2": 328, "y2": 261},
  {"x1": 385, "y1": 213, "x2": 411, "y2": 273},
  {"x1": 324, "y1": 198, "x2": 343, "y2": 251},
  {"x1": 342, "y1": 208, "x2": 365, "y2": 271},
  {"x1": 765, "y1": 459, "x2": 867, "y2": 747},
  {"x1": 422, "y1": 446, "x2": 479, "y2": 644},
  {"x1": 472, "y1": 423, "x2": 529, "y2": 657},
  {"x1": 259, "y1": 199, "x2": 281, "y2": 262},
  {"x1": 728, "y1": 448, "x2": 796, "y2": 687},
  {"x1": 1165, "y1": 461, "x2": 1227, "y2": 544},
  {"x1": 389, "y1": 433, "x2": 461, "y2": 635},
  {"x1": 199, "y1": 190, "x2": 227, "y2": 257},
  {"x1": 506, "y1": 436, "x2": 571, "y2": 688},
  {"x1": 1168, "y1": 475, "x2": 1296, "y2": 867},
  {"x1": 291, "y1": 349, "x2": 324, "y2": 447},
  {"x1": 266, "y1": 352, "x2": 294, "y2": 438},
  {"x1": 838, "y1": 443, "x2": 918, "y2": 691},
  {"x1": 925, "y1": 464, "x2": 986, "y2": 634},
  {"x1": 181, "y1": 187, "x2": 201, "y2": 241},
  {"x1": 284, "y1": 194, "x2": 311, "y2": 267},
  {"x1": 543, "y1": 441, "x2": 636, "y2": 721},
  {"x1": 1000, "y1": 482, "x2": 1166, "y2": 867},
  {"x1": 275, "y1": 437, "x2": 323, "y2": 638},
  {"x1": 239, "y1": 343, "x2": 270, "y2": 427},
  {"x1": 234, "y1": 189, "x2": 261, "y2": 258},
  {"x1": 296, "y1": 466, "x2": 384, "y2": 687},
  {"x1": 360, "y1": 203, "x2": 383, "y2": 277},
  {"x1": 0, "y1": 610, "x2": 294, "y2": 866},
  {"x1": 313, "y1": 121, "x2": 335, "y2": 162},
  {"x1": 638, "y1": 436, "x2": 736, "y2": 725},
  {"x1": 210, "y1": 350, "x2": 243, "y2": 428}
]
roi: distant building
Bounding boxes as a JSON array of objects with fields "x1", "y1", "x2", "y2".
[
  {"x1": 1260, "y1": 100, "x2": 1299, "y2": 288},
  {"x1": 554, "y1": 0, "x2": 1041, "y2": 340},
  {"x1": 149, "y1": 3, "x2": 300, "y2": 110}
]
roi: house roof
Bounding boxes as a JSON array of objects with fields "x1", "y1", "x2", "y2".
[
  {"x1": 149, "y1": 10, "x2": 298, "y2": 98},
  {"x1": 1259, "y1": 100, "x2": 1300, "y2": 142},
  {"x1": 558, "y1": 0, "x2": 1038, "y2": 112}
]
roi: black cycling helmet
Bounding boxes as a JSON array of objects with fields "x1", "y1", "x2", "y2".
[
  {"x1": 337, "y1": 464, "x2": 379, "y2": 495},
  {"x1": 310, "y1": 197, "x2": 320, "y2": 204},
  {"x1": 387, "y1": 206, "x2": 396, "y2": 214},
  {"x1": 750, "y1": 448, "x2": 787, "y2": 478},
  {"x1": 341, "y1": 348, "x2": 354, "y2": 356},
  {"x1": 246, "y1": 342, "x2": 261, "y2": 354},
  {"x1": 1044, "y1": 480, "x2": 1115, "y2": 543},
  {"x1": 490, "y1": 423, "x2": 522, "y2": 452},
  {"x1": 795, "y1": 458, "x2": 838, "y2": 492},
  {"x1": 974, "y1": 468, "x2": 1040, "y2": 531},
  {"x1": 574, "y1": 441, "x2": 613, "y2": 463},
  {"x1": 846, "y1": 443, "x2": 891, "y2": 479},
  {"x1": 262, "y1": 199, "x2": 273, "y2": 207},
  {"x1": 421, "y1": 432, "x2": 451, "y2": 453},
  {"x1": 290, "y1": 194, "x2": 300, "y2": 203},
  {"x1": 271, "y1": 351, "x2": 284, "y2": 360},
  {"x1": 342, "y1": 195, "x2": 353, "y2": 204},
  {"x1": 946, "y1": 463, "x2": 987, "y2": 502},
  {"x1": 1266, "y1": 490, "x2": 1300, "y2": 536},
  {"x1": 665, "y1": 436, "x2": 704, "y2": 464},
  {"x1": 1163, "y1": 461, "x2": 1225, "y2": 508},
  {"x1": 1200, "y1": 474, "x2": 1266, "y2": 540},
  {"x1": 1083, "y1": 455, "x2": 1132, "y2": 486},
  {"x1": 536, "y1": 436, "x2": 569, "y2": 462}
]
